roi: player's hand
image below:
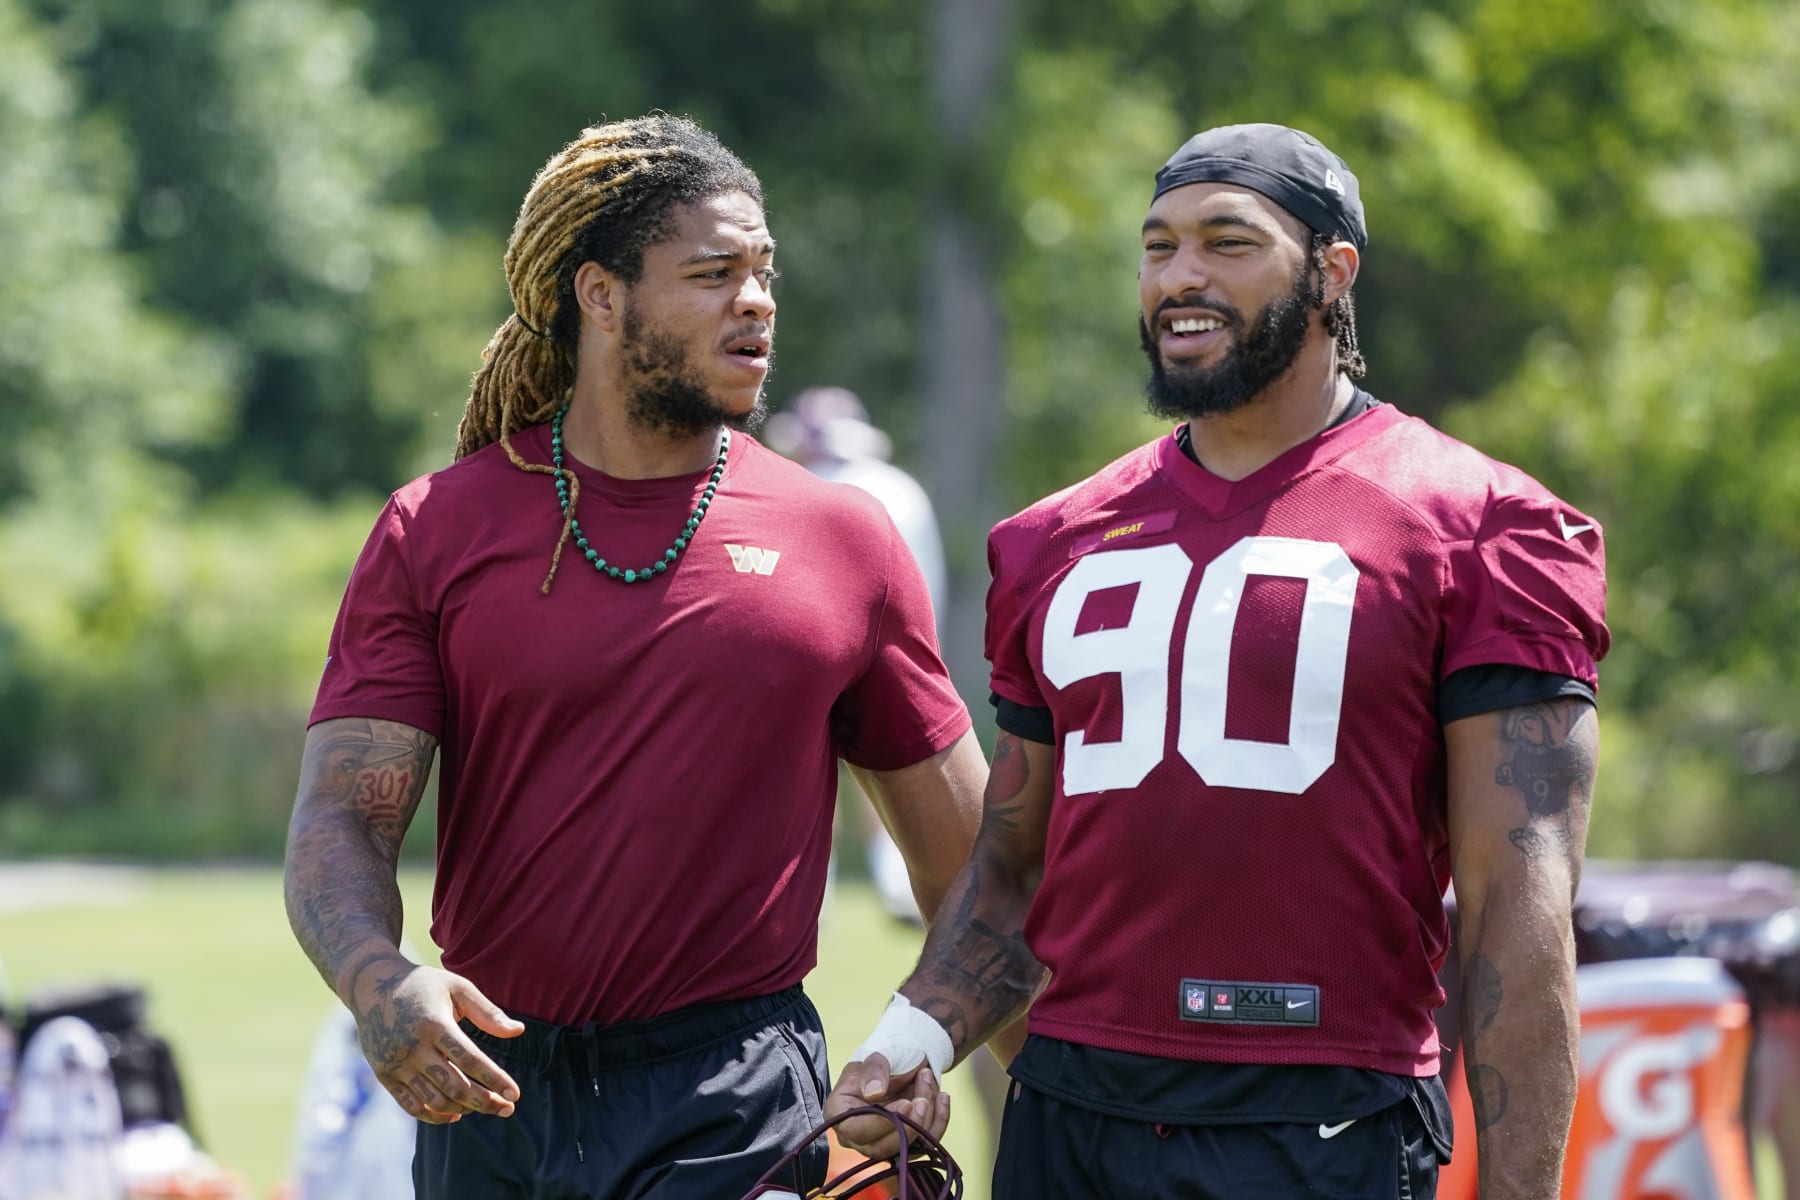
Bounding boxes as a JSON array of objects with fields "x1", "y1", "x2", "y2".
[
  {"x1": 349, "y1": 957, "x2": 525, "y2": 1124},
  {"x1": 825, "y1": 1053, "x2": 951, "y2": 1159}
]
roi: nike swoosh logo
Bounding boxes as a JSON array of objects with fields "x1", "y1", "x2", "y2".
[
  {"x1": 1319, "y1": 1119, "x2": 1357, "y2": 1139},
  {"x1": 1557, "y1": 512, "x2": 1596, "y2": 541},
  {"x1": 1286, "y1": 999, "x2": 1311, "y2": 1009}
]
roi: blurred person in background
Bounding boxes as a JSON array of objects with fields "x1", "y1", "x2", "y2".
[
  {"x1": 767, "y1": 387, "x2": 1015, "y2": 1180},
  {"x1": 282, "y1": 113, "x2": 983, "y2": 1200},
  {"x1": 829, "y1": 123, "x2": 1609, "y2": 1199},
  {"x1": 766, "y1": 386, "x2": 948, "y2": 926}
]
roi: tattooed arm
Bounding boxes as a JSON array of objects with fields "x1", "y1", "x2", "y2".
[
  {"x1": 828, "y1": 732, "x2": 1055, "y2": 1154},
  {"x1": 284, "y1": 717, "x2": 523, "y2": 1124},
  {"x1": 1445, "y1": 697, "x2": 1599, "y2": 1199}
]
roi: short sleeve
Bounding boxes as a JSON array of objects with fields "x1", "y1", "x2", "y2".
[
  {"x1": 1441, "y1": 491, "x2": 1611, "y2": 687},
  {"x1": 831, "y1": 515, "x2": 971, "y2": 771},
  {"x1": 309, "y1": 497, "x2": 446, "y2": 736},
  {"x1": 985, "y1": 524, "x2": 1048, "y2": 709}
]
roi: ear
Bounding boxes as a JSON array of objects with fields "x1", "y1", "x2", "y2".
[
  {"x1": 572, "y1": 260, "x2": 625, "y2": 333},
  {"x1": 1317, "y1": 240, "x2": 1360, "y2": 307}
]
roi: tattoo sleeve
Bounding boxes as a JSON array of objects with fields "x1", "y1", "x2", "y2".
[
  {"x1": 1451, "y1": 696, "x2": 1597, "y2": 1198},
  {"x1": 900, "y1": 733, "x2": 1049, "y2": 1062},
  {"x1": 284, "y1": 717, "x2": 438, "y2": 1005}
]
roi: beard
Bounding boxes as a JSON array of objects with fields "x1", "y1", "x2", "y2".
[
  {"x1": 619, "y1": 306, "x2": 770, "y2": 438},
  {"x1": 1140, "y1": 261, "x2": 1317, "y2": 421}
]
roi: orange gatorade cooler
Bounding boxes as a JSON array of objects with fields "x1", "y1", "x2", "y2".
[{"x1": 1438, "y1": 957, "x2": 1754, "y2": 1199}]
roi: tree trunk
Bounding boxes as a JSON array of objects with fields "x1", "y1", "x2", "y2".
[{"x1": 924, "y1": 0, "x2": 1014, "y2": 709}]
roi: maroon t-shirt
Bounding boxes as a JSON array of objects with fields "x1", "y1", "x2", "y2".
[
  {"x1": 986, "y1": 403, "x2": 1609, "y2": 1074},
  {"x1": 312, "y1": 425, "x2": 970, "y2": 1026}
]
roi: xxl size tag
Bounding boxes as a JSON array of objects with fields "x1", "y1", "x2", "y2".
[{"x1": 1178, "y1": 979, "x2": 1320, "y2": 1026}]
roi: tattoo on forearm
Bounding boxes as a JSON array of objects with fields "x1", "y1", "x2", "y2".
[
  {"x1": 918, "y1": 997, "x2": 971, "y2": 1048},
  {"x1": 982, "y1": 801, "x2": 1024, "y2": 837},
  {"x1": 285, "y1": 719, "x2": 438, "y2": 1000},
  {"x1": 343, "y1": 948, "x2": 411, "y2": 1004},
  {"x1": 1508, "y1": 826, "x2": 1556, "y2": 860},
  {"x1": 1469, "y1": 1063, "x2": 1510, "y2": 1131},
  {"x1": 1465, "y1": 952, "x2": 1502, "y2": 1033},
  {"x1": 1459, "y1": 701, "x2": 1590, "y2": 1189},
  {"x1": 912, "y1": 861, "x2": 1042, "y2": 1050}
]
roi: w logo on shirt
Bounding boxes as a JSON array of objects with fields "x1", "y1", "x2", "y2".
[{"x1": 724, "y1": 544, "x2": 782, "y2": 575}]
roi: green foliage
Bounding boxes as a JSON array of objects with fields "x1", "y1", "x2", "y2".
[
  {"x1": 27, "y1": 0, "x2": 443, "y2": 496},
  {"x1": 0, "y1": 0, "x2": 234, "y2": 500},
  {"x1": 999, "y1": 50, "x2": 1179, "y2": 504},
  {"x1": 1, "y1": 0, "x2": 1795, "y2": 864},
  {"x1": 0, "y1": 478, "x2": 411, "y2": 857}
]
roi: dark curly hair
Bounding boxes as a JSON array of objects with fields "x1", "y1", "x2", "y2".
[{"x1": 1308, "y1": 229, "x2": 1365, "y2": 378}]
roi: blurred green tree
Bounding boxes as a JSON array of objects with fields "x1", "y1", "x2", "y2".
[
  {"x1": 1, "y1": 0, "x2": 1795, "y2": 863},
  {"x1": 1, "y1": 0, "x2": 449, "y2": 853},
  {"x1": 27, "y1": 0, "x2": 446, "y2": 494}
]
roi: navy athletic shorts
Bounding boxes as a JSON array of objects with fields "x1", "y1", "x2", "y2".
[
  {"x1": 413, "y1": 985, "x2": 828, "y2": 1200},
  {"x1": 994, "y1": 1076, "x2": 1446, "y2": 1200}
]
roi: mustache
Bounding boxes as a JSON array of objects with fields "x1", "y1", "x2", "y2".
[{"x1": 722, "y1": 322, "x2": 772, "y2": 345}]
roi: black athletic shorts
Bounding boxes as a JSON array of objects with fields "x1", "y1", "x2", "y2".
[
  {"x1": 994, "y1": 1077, "x2": 1446, "y2": 1200},
  {"x1": 413, "y1": 985, "x2": 828, "y2": 1200}
]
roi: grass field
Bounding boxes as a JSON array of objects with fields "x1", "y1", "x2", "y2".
[
  {"x1": 1, "y1": 865, "x2": 1787, "y2": 1199},
  {"x1": 0, "y1": 866, "x2": 997, "y2": 1199}
]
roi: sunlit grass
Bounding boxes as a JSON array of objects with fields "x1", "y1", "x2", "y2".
[
  {"x1": 9, "y1": 866, "x2": 1781, "y2": 1199},
  {"x1": 0, "y1": 867, "x2": 996, "y2": 1199}
]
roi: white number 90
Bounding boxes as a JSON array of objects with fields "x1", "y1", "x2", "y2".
[{"x1": 1040, "y1": 536, "x2": 1359, "y2": 796}]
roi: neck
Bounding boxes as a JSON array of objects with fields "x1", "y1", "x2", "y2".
[
  {"x1": 1182, "y1": 343, "x2": 1352, "y2": 482},
  {"x1": 559, "y1": 368, "x2": 724, "y2": 479}
]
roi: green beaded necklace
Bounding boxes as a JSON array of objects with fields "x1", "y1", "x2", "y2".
[{"x1": 550, "y1": 403, "x2": 728, "y2": 584}]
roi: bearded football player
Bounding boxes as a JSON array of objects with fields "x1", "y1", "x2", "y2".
[{"x1": 828, "y1": 124, "x2": 1609, "y2": 1199}]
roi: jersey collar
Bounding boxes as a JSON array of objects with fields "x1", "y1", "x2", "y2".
[{"x1": 1155, "y1": 401, "x2": 1405, "y2": 518}]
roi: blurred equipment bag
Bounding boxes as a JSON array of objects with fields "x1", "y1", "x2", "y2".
[
  {"x1": 0, "y1": 1015, "x2": 126, "y2": 1200},
  {"x1": 19, "y1": 983, "x2": 189, "y2": 1132}
]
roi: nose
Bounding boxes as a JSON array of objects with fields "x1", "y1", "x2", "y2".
[
  {"x1": 1156, "y1": 242, "x2": 1212, "y2": 303},
  {"x1": 735, "y1": 274, "x2": 776, "y2": 322}
]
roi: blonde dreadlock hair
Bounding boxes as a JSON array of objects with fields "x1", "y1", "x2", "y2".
[{"x1": 453, "y1": 114, "x2": 763, "y2": 591}]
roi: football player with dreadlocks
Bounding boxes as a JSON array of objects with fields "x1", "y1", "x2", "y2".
[
  {"x1": 830, "y1": 124, "x2": 1609, "y2": 1199},
  {"x1": 283, "y1": 114, "x2": 980, "y2": 1199}
]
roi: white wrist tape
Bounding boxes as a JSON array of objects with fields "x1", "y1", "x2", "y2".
[{"x1": 848, "y1": 993, "x2": 954, "y2": 1079}]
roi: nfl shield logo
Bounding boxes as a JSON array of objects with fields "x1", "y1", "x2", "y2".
[{"x1": 1184, "y1": 984, "x2": 1205, "y2": 1014}]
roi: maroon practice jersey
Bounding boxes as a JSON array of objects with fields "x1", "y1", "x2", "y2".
[
  {"x1": 313, "y1": 424, "x2": 970, "y2": 1027},
  {"x1": 986, "y1": 403, "x2": 1608, "y2": 1074}
]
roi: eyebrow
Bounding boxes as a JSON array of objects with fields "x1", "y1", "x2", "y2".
[
  {"x1": 1141, "y1": 214, "x2": 1275, "y2": 238},
  {"x1": 679, "y1": 240, "x2": 777, "y2": 267}
]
